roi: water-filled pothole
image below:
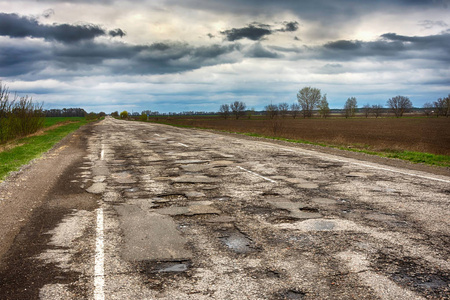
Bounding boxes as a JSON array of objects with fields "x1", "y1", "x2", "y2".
[
  {"x1": 139, "y1": 260, "x2": 191, "y2": 274},
  {"x1": 219, "y1": 229, "x2": 255, "y2": 254}
]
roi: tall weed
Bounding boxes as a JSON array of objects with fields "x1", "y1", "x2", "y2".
[{"x1": 0, "y1": 82, "x2": 44, "y2": 144}]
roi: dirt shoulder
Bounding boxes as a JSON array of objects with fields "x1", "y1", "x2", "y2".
[
  {"x1": 0, "y1": 122, "x2": 94, "y2": 260},
  {"x1": 201, "y1": 129, "x2": 450, "y2": 177}
]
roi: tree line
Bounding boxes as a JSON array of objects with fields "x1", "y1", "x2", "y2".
[
  {"x1": 217, "y1": 87, "x2": 449, "y2": 119},
  {"x1": 44, "y1": 108, "x2": 87, "y2": 117}
]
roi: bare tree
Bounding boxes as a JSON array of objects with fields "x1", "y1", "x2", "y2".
[
  {"x1": 278, "y1": 102, "x2": 289, "y2": 118},
  {"x1": 422, "y1": 102, "x2": 433, "y2": 117},
  {"x1": 387, "y1": 95, "x2": 412, "y2": 117},
  {"x1": 219, "y1": 104, "x2": 230, "y2": 119},
  {"x1": 290, "y1": 103, "x2": 300, "y2": 118},
  {"x1": 433, "y1": 96, "x2": 449, "y2": 117},
  {"x1": 362, "y1": 104, "x2": 371, "y2": 118},
  {"x1": 371, "y1": 104, "x2": 383, "y2": 118},
  {"x1": 230, "y1": 101, "x2": 246, "y2": 119},
  {"x1": 317, "y1": 94, "x2": 330, "y2": 118},
  {"x1": 297, "y1": 86, "x2": 322, "y2": 118},
  {"x1": 343, "y1": 97, "x2": 357, "y2": 118},
  {"x1": 265, "y1": 104, "x2": 278, "y2": 119}
]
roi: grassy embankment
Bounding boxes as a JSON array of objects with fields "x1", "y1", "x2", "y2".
[
  {"x1": 0, "y1": 117, "x2": 88, "y2": 181},
  {"x1": 143, "y1": 116, "x2": 450, "y2": 168}
]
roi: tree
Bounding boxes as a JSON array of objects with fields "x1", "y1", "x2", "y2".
[
  {"x1": 139, "y1": 112, "x2": 148, "y2": 121},
  {"x1": 422, "y1": 102, "x2": 433, "y2": 117},
  {"x1": 317, "y1": 94, "x2": 330, "y2": 118},
  {"x1": 387, "y1": 95, "x2": 412, "y2": 117},
  {"x1": 343, "y1": 97, "x2": 357, "y2": 118},
  {"x1": 290, "y1": 103, "x2": 300, "y2": 118},
  {"x1": 230, "y1": 101, "x2": 246, "y2": 119},
  {"x1": 371, "y1": 104, "x2": 383, "y2": 118},
  {"x1": 111, "y1": 111, "x2": 119, "y2": 117},
  {"x1": 219, "y1": 104, "x2": 230, "y2": 119},
  {"x1": 120, "y1": 110, "x2": 128, "y2": 119},
  {"x1": 246, "y1": 108, "x2": 255, "y2": 119},
  {"x1": 362, "y1": 104, "x2": 372, "y2": 118},
  {"x1": 297, "y1": 86, "x2": 322, "y2": 118},
  {"x1": 278, "y1": 102, "x2": 290, "y2": 118},
  {"x1": 265, "y1": 104, "x2": 278, "y2": 119},
  {"x1": 433, "y1": 96, "x2": 449, "y2": 117}
]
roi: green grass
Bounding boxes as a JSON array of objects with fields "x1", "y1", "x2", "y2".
[
  {"x1": 43, "y1": 117, "x2": 85, "y2": 127},
  {"x1": 0, "y1": 119, "x2": 88, "y2": 181}
]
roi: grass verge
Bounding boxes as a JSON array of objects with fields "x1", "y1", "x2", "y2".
[
  {"x1": 148, "y1": 120, "x2": 450, "y2": 168},
  {"x1": 0, "y1": 119, "x2": 89, "y2": 181}
]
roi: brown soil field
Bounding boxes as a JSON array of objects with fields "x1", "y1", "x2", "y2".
[{"x1": 150, "y1": 116, "x2": 450, "y2": 156}]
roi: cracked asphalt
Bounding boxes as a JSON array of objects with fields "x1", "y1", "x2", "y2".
[{"x1": 0, "y1": 116, "x2": 449, "y2": 299}]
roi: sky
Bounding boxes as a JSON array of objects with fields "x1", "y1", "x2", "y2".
[{"x1": 1, "y1": 0, "x2": 449, "y2": 113}]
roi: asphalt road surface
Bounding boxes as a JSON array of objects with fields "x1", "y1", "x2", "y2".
[{"x1": 0, "y1": 117, "x2": 449, "y2": 299}]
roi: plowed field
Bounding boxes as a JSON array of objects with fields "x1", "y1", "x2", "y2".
[{"x1": 150, "y1": 116, "x2": 450, "y2": 155}]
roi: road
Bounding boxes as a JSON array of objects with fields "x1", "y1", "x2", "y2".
[{"x1": 0, "y1": 117, "x2": 449, "y2": 299}]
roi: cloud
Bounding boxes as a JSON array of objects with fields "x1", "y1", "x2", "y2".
[
  {"x1": 0, "y1": 12, "x2": 125, "y2": 43},
  {"x1": 319, "y1": 32, "x2": 450, "y2": 61},
  {"x1": 109, "y1": 28, "x2": 126, "y2": 38},
  {"x1": 324, "y1": 40, "x2": 362, "y2": 50},
  {"x1": 221, "y1": 23, "x2": 272, "y2": 41},
  {"x1": 0, "y1": 39, "x2": 243, "y2": 77},
  {"x1": 278, "y1": 21, "x2": 299, "y2": 32},
  {"x1": 245, "y1": 43, "x2": 280, "y2": 58},
  {"x1": 418, "y1": 20, "x2": 448, "y2": 29},
  {"x1": 220, "y1": 21, "x2": 299, "y2": 41},
  {"x1": 42, "y1": 9, "x2": 55, "y2": 19}
]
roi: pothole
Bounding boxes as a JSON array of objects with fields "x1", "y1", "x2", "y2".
[
  {"x1": 139, "y1": 260, "x2": 191, "y2": 274},
  {"x1": 219, "y1": 229, "x2": 255, "y2": 254},
  {"x1": 156, "y1": 193, "x2": 187, "y2": 201},
  {"x1": 275, "y1": 289, "x2": 306, "y2": 299}
]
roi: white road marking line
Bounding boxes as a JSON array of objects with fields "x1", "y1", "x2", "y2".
[
  {"x1": 178, "y1": 143, "x2": 189, "y2": 147},
  {"x1": 275, "y1": 145, "x2": 450, "y2": 184},
  {"x1": 237, "y1": 166, "x2": 277, "y2": 183},
  {"x1": 95, "y1": 144, "x2": 105, "y2": 300},
  {"x1": 94, "y1": 207, "x2": 105, "y2": 300}
]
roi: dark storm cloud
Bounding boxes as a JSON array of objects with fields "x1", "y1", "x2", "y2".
[
  {"x1": 0, "y1": 39, "x2": 243, "y2": 77},
  {"x1": 220, "y1": 21, "x2": 299, "y2": 41},
  {"x1": 324, "y1": 40, "x2": 361, "y2": 50},
  {"x1": 221, "y1": 24, "x2": 272, "y2": 41},
  {"x1": 278, "y1": 21, "x2": 299, "y2": 32},
  {"x1": 381, "y1": 32, "x2": 450, "y2": 49},
  {"x1": 319, "y1": 32, "x2": 450, "y2": 61},
  {"x1": 0, "y1": 13, "x2": 125, "y2": 43},
  {"x1": 109, "y1": 28, "x2": 126, "y2": 38}
]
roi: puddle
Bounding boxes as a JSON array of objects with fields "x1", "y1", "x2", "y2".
[
  {"x1": 310, "y1": 220, "x2": 335, "y2": 230},
  {"x1": 213, "y1": 196, "x2": 231, "y2": 201},
  {"x1": 220, "y1": 230, "x2": 255, "y2": 254},
  {"x1": 139, "y1": 260, "x2": 191, "y2": 274}
]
